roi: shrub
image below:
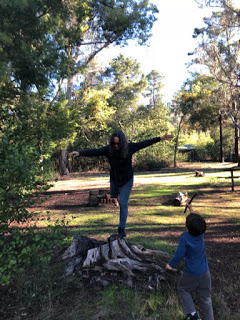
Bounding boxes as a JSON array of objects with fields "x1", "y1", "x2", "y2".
[{"x1": 0, "y1": 223, "x2": 66, "y2": 285}]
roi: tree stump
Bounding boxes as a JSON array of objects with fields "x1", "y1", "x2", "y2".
[{"x1": 61, "y1": 235, "x2": 176, "y2": 289}]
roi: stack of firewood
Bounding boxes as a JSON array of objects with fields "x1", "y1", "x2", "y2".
[{"x1": 88, "y1": 189, "x2": 118, "y2": 206}]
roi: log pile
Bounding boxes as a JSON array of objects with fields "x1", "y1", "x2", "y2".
[
  {"x1": 61, "y1": 235, "x2": 176, "y2": 289},
  {"x1": 88, "y1": 189, "x2": 118, "y2": 206}
]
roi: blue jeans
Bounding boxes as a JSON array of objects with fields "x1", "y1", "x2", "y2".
[{"x1": 110, "y1": 178, "x2": 133, "y2": 228}]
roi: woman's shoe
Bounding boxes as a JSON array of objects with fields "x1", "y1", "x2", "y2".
[{"x1": 118, "y1": 227, "x2": 126, "y2": 238}]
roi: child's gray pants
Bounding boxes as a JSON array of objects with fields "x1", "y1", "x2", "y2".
[{"x1": 178, "y1": 271, "x2": 214, "y2": 320}]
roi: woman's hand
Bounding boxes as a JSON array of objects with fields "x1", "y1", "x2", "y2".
[
  {"x1": 111, "y1": 198, "x2": 119, "y2": 207},
  {"x1": 69, "y1": 151, "x2": 80, "y2": 158},
  {"x1": 161, "y1": 134, "x2": 173, "y2": 141}
]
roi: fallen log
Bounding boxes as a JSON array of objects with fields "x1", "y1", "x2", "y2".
[
  {"x1": 61, "y1": 235, "x2": 176, "y2": 289},
  {"x1": 195, "y1": 170, "x2": 205, "y2": 177},
  {"x1": 173, "y1": 192, "x2": 189, "y2": 206}
]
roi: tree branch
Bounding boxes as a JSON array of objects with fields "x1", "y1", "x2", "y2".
[{"x1": 229, "y1": 111, "x2": 240, "y2": 130}]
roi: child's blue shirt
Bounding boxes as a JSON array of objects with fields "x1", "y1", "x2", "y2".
[{"x1": 169, "y1": 231, "x2": 209, "y2": 275}]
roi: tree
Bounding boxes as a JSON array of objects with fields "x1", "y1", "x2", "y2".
[
  {"x1": 69, "y1": 61, "x2": 173, "y2": 171},
  {"x1": 144, "y1": 70, "x2": 164, "y2": 108},
  {"x1": 52, "y1": 0, "x2": 158, "y2": 174},
  {"x1": 191, "y1": 0, "x2": 240, "y2": 162},
  {"x1": 0, "y1": 0, "x2": 158, "y2": 231},
  {"x1": 0, "y1": 0, "x2": 158, "y2": 99},
  {"x1": 126, "y1": 70, "x2": 173, "y2": 169},
  {"x1": 101, "y1": 54, "x2": 147, "y2": 128},
  {"x1": 171, "y1": 74, "x2": 237, "y2": 163}
]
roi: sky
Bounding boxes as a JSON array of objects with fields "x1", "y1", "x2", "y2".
[{"x1": 99, "y1": 0, "x2": 211, "y2": 103}]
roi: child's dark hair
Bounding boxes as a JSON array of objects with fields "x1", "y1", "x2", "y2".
[{"x1": 186, "y1": 213, "x2": 206, "y2": 236}]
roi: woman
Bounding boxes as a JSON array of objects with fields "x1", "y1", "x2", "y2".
[{"x1": 70, "y1": 130, "x2": 172, "y2": 237}]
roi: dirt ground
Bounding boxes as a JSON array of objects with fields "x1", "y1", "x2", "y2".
[{"x1": 30, "y1": 162, "x2": 240, "y2": 314}]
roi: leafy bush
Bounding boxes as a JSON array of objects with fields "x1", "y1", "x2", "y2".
[
  {"x1": 0, "y1": 97, "x2": 78, "y2": 232},
  {"x1": 0, "y1": 223, "x2": 66, "y2": 285},
  {"x1": 134, "y1": 157, "x2": 168, "y2": 171}
]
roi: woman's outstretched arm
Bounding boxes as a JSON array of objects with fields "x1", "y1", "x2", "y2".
[
  {"x1": 131, "y1": 134, "x2": 173, "y2": 153},
  {"x1": 69, "y1": 146, "x2": 108, "y2": 158}
]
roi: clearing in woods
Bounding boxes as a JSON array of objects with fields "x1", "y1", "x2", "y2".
[{"x1": 23, "y1": 162, "x2": 240, "y2": 318}]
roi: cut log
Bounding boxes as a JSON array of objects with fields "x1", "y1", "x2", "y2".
[
  {"x1": 61, "y1": 235, "x2": 177, "y2": 290},
  {"x1": 173, "y1": 192, "x2": 189, "y2": 206},
  {"x1": 195, "y1": 170, "x2": 205, "y2": 177}
]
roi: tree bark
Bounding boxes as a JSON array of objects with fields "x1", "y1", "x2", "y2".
[
  {"x1": 173, "y1": 115, "x2": 185, "y2": 168},
  {"x1": 234, "y1": 124, "x2": 239, "y2": 163},
  {"x1": 61, "y1": 236, "x2": 176, "y2": 289},
  {"x1": 219, "y1": 112, "x2": 224, "y2": 162}
]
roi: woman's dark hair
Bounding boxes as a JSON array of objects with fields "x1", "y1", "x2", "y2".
[
  {"x1": 186, "y1": 213, "x2": 206, "y2": 236},
  {"x1": 109, "y1": 130, "x2": 128, "y2": 158}
]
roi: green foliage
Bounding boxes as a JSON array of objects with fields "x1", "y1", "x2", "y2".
[
  {"x1": 179, "y1": 131, "x2": 214, "y2": 161},
  {"x1": 0, "y1": 0, "x2": 158, "y2": 99},
  {"x1": 0, "y1": 96, "x2": 78, "y2": 231},
  {"x1": 102, "y1": 54, "x2": 148, "y2": 126},
  {"x1": 0, "y1": 0, "x2": 159, "y2": 227},
  {"x1": 129, "y1": 103, "x2": 174, "y2": 170},
  {"x1": 210, "y1": 124, "x2": 236, "y2": 161},
  {"x1": 144, "y1": 70, "x2": 164, "y2": 108},
  {"x1": 0, "y1": 223, "x2": 66, "y2": 285},
  {"x1": 0, "y1": 0, "x2": 89, "y2": 94},
  {"x1": 171, "y1": 73, "x2": 239, "y2": 162},
  {"x1": 80, "y1": 87, "x2": 114, "y2": 131},
  {"x1": 174, "y1": 74, "x2": 221, "y2": 131},
  {"x1": 93, "y1": 0, "x2": 158, "y2": 46},
  {"x1": 70, "y1": 55, "x2": 173, "y2": 172}
]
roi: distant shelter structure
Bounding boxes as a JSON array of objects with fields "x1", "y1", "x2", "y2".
[{"x1": 178, "y1": 144, "x2": 196, "y2": 161}]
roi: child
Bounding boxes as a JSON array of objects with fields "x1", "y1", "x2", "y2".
[{"x1": 165, "y1": 213, "x2": 214, "y2": 320}]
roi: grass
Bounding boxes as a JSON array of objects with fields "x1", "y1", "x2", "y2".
[{"x1": 1, "y1": 168, "x2": 240, "y2": 320}]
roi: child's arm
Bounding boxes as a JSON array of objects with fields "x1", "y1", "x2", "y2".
[
  {"x1": 165, "y1": 233, "x2": 187, "y2": 270},
  {"x1": 165, "y1": 263, "x2": 177, "y2": 272}
]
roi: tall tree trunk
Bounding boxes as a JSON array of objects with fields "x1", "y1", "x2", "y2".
[
  {"x1": 232, "y1": 102, "x2": 240, "y2": 165},
  {"x1": 234, "y1": 122, "x2": 239, "y2": 163},
  {"x1": 56, "y1": 74, "x2": 74, "y2": 175},
  {"x1": 173, "y1": 115, "x2": 184, "y2": 168},
  {"x1": 219, "y1": 112, "x2": 224, "y2": 163},
  {"x1": 59, "y1": 149, "x2": 70, "y2": 176},
  {"x1": 229, "y1": 109, "x2": 240, "y2": 165}
]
